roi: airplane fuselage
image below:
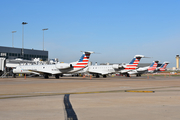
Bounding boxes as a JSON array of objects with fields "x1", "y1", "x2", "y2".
[
  {"x1": 88, "y1": 65, "x2": 118, "y2": 75},
  {"x1": 13, "y1": 64, "x2": 85, "y2": 75}
]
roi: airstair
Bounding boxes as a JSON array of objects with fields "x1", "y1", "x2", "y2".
[{"x1": 1, "y1": 71, "x2": 9, "y2": 78}]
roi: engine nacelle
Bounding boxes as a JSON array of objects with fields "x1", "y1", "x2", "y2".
[
  {"x1": 112, "y1": 64, "x2": 119, "y2": 69},
  {"x1": 128, "y1": 70, "x2": 138, "y2": 75},
  {"x1": 55, "y1": 63, "x2": 72, "y2": 69},
  {"x1": 137, "y1": 67, "x2": 147, "y2": 72}
]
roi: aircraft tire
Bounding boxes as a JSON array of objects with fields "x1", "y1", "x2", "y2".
[
  {"x1": 55, "y1": 74, "x2": 59, "y2": 79},
  {"x1": 44, "y1": 74, "x2": 49, "y2": 79},
  {"x1": 103, "y1": 75, "x2": 107, "y2": 78},
  {"x1": 12, "y1": 74, "x2": 16, "y2": 78},
  {"x1": 96, "y1": 74, "x2": 100, "y2": 78}
]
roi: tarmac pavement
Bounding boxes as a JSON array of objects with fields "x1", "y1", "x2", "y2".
[{"x1": 0, "y1": 76, "x2": 180, "y2": 120}]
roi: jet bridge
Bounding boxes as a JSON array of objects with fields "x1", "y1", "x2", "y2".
[
  {"x1": 0, "y1": 57, "x2": 6, "y2": 71},
  {"x1": 0, "y1": 57, "x2": 6, "y2": 76}
]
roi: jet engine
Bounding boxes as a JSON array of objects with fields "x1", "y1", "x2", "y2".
[
  {"x1": 55, "y1": 63, "x2": 73, "y2": 69},
  {"x1": 128, "y1": 70, "x2": 138, "y2": 75},
  {"x1": 112, "y1": 64, "x2": 119, "y2": 69},
  {"x1": 112, "y1": 64, "x2": 125, "y2": 69},
  {"x1": 137, "y1": 67, "x2": 148, "y2": 72}
]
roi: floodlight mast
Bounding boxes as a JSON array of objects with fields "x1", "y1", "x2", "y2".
[
  {"x1": 12, "y1": 31, "x2": 16, "y2": 47},
  {"x1": 22, "y1": 22, "x2": 28, "y2": 56},
  {"x1": 42, "y1": 28, "x2": 48, "y2": 51}
]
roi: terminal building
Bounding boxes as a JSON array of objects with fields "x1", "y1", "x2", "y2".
[
  {"x1": 0, "y1": 46, "x2": 48, "y2": 61},
  {"x1": 0, "y1": 46, "x2": 48, "y2": 77}
]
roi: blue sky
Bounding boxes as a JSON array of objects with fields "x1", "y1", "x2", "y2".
[{"x1": 1, "y1": 0, "x2": 180, "y2": 67}]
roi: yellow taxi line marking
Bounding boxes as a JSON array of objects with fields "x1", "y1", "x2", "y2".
[
  {"x1": 125, "y1": 90, "x2": 155, "y2": 93},
  {"x1": 0, "y1": 90, "x2": 155, "y2": 99}
]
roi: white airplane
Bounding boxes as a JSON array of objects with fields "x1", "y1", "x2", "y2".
[
  {"x1": 128, "y1": 60, "x2": 159, "y2": 77},
  {"x1": 87, "y1": 55, "x2": 145, "y2": 78},
  {"x1": 87, "y1": 64, "x2": 122, "y2": 78},
  {"x1": 13, "y1": 51, "x2": 94, "y2": 79},
  {"x1": 117, "y1": 55, "x2": 148, "y2": 77}
]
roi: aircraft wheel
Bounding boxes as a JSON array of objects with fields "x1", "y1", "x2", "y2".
[
  {"x1": 127, "y1": 74, "x2": 130, "y2": 77},
  {"x1": 96, "y1": 74, "x2": 100, "y2": 78},
  {"x1": 103, "y1": 75, "x2": 107, "y2": 78},
  {"x1": 12, "y1": 74, "x2": 16, "y2": 78},
  {"x1": 55, "y1": 74, "x2": 59, "y2": 79},
  {"x1": 44, "y1": 74, "x2": 49, "y2": 79}
]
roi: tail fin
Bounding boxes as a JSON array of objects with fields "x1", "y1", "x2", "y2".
[
  {"x1": 73, "y1": 51, "x2": 94, "y2": 69},
  {"x1": 148, "y1": 61, "x2": 159, "y2": 72},
  {"x1": 125, "y1": 55, "x2": 145, "y2": 70},
  {"x1": 159, "y1": 61, "x2": 169, "y2": 71}
]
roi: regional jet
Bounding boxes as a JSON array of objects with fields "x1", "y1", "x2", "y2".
[
  {"x1": 128, "y1": 60, "x2": 159, "y2": 77},
  {"x1": 13, "y1": 51, "x2": 94, "y2": 78},
  {"x1": 118, "y1": 55, "x2": 146, "y2": 77},
  {"x1": 87, "y1": 55, "x2": 145, "y2": 78}
]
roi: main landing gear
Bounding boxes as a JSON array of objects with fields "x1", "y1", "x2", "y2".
[
  {"x1": 43, "y1": 74, "x2": 49, "y2": 79},
  {"x1": 103, "y1": 75, "x2": 107, "y2": 78},
  {"x1": 96, "y1": 74, "x2": 100, "y2": 78},
  {"x1": 12, "y1": 73, "x2": 16, "y2": 78},
  {"x1": 136, "y1": 74, "x2": 141, "y2": 77},
  {"x1": 55, "y1": 74, "x2": 60, "y2": 79},
  {"x1": 126, "y1": 73, "x2": 130, "y2": 77}
]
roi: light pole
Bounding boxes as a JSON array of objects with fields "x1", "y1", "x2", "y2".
[
  {"x1": 12, "y1": 31, "x2": 16, "y2": 47},
  {"x1": 42, "y1": 28, "x2": 48, "y2": 51},
  {"x1": 22, "y1": 22, "x2": 28, "y2": 56}
]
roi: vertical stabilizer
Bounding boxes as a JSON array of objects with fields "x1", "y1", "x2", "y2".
[
  {"x1": 125, "y1": 55, "x2": 145, "y2": 70},
  {"x1": 159, "y1": 62, "x2": 169, "y2": 71},
  {"x1": 148, "y1": 61, "x2": 159, "y2": 72},
  {"x1": 73, "y1": 51, "x2": 93, "y2": 69}
]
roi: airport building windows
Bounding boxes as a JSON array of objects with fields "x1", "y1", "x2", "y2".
[{"x1": 0, "y1": 46, "x2": 48, "y2": 61}]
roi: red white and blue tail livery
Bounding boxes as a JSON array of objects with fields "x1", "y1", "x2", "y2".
[
  {"x1": 128, "y1": 60, "x2": 159, "y2": 77},
  {"x1": 124, "y1": 55, "x2": 144, "y2": 70},
  {"x1": 148, "y1": 60, "x2": 159, "y2": 72},
  {"x1": 158, "y1": 61, "x2": 169, "y2": 72},
  {"x1": 73, "y1": 51, "x2": 93, "y2": 69},
  {"x1": 120, "y1": 55, "x2": 145, "y2": 72},
  {"x1": 119, "y1": 55, "x2": 145, "y2": 77}
]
